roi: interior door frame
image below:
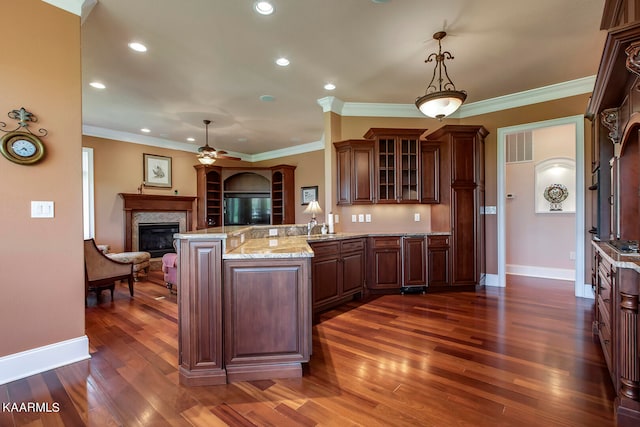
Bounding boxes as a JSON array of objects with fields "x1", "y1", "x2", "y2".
[{"x1": 496, "y1": 114, "x2": 589, "y2": 298}]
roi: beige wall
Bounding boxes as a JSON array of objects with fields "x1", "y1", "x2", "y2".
[
  {"x1": 0, "y1": 1, "x2": 83, "y2": 356},
  {"x1": 505, "y1": 124, "x2": 576, "y2": 270}
]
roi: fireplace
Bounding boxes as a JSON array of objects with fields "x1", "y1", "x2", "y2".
[{"x1": 138, "y1": 222, "x2": 179, "y2": 257}]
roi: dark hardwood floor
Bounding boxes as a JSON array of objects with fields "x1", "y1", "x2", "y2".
[{"x1": 0, "y1": 273, "x2": 616, "y2": 426}]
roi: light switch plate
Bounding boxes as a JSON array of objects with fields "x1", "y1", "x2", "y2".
[
  {"x1": 269, "y1": 228, "x2": 278, "y2": 236},
  {"x1": 334, "y1": 214, "x2": 339, "y2": 223},
  {"x1": 414, "y1": 213, "x2": 420, "y2": 222},
  {"x1": 351, "y1": 214, "x2": 357, "y2": 222},
  {"x1": 358, "y1": 214, "x2": 364, "y2": 222},
  {"x1": 31, "y1": 201, "x2": 54, "y2": 218},
  {"x1": 365, "y1": 214, "x2": 371, "y2": 222}
]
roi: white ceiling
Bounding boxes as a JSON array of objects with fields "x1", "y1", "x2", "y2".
[{"x1": 80, "y1": 0, "x2": 607, "y2": 157}]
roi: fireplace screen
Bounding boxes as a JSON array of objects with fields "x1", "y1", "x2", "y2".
[{"x1": 138, "y1": 222, "x2": 179, "y2": 257}]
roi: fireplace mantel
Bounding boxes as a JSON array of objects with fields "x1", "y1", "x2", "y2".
[{"x1": 119, "y1": 193, "x2": 197, "y2": 252}]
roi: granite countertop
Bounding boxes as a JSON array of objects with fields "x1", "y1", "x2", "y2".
[{"x1": 592, "y1": 240, "x2": 640, "y2": 273}]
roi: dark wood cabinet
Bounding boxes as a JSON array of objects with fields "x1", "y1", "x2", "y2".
[
  {"x1": 364, "y1": 128, "x2": 427, "y2": 204},
  {"x1": 334, "y1": 140, "x2": 375, "y2": 205},
  {"x1": 402, "y1": 236, "x2": 427, "y2": 293},
  {"x1": 427, "y1": 235, "x2": 450, "y2": 288},
  {"x1": 420, "y1": 142, "x2": 440, "y2": 204},
  {"x1": 271, "y1": 165, "x2": 296, "y2": 225},
  {"x1": 586, "y1": 6, "x2": 640, "y2": 423},
  {"x1": 427, "y1": 125, "x2": 487, "y2": 289},
  {"x1": 368, "y1": 236, "x2": 403, "y2": 290},
  {"x1": 309, "y1": 238, "x2": 366, "y2": 315},
  {"x1": 194, "y1": 164, "x2": 222, "y2": 229}
]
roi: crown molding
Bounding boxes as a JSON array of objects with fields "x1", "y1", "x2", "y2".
[
  {"x1": 42, "y1": 0, "x2": 85, "y2": 15},
  {"x1": 319, "y1": 76, "x2": 596, "y2": 118},
  {"x1": 82, "y1": 125, "x2": 324, "y2": 162}
]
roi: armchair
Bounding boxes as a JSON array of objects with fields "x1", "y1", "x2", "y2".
[
  {"x1": 162, "y1": 252, "x2": 178, "y2": 294},
  {"x1": 84, "y1": 239, "x2": 134, "y2": 304}
]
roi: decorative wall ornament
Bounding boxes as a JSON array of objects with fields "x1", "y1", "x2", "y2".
[
  {"x1": 600, "y1": 107, "x2": 620, "y2": 144},
  {"x1": 543, "y1": 183, "x2": 569, "y2": 211},
  {"x1": 0, "y1": 107, "x2": 48, "y2": 165},
  {"x1": 626, "y1": 41, "x2": 640, "y2": 76}
]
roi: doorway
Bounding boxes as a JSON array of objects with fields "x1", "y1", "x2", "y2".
[{"x1": 496, "y1": 115, "x2": 590, "y2": 298}]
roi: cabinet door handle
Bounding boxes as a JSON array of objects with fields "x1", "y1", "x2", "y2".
[
  {"x1": 604, "y1": 339, "x2": 610, "y2": 345},
  {"x1": 603, "y1": 298, "x2": 610, "y2": 303}
]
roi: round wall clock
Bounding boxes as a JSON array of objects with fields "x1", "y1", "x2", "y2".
[{"x1": 0, "y1": 131, "x2": 45, "y2": 165}]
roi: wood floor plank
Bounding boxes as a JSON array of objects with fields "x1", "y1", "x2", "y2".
[{"x1": 0, "y1": 273, "x2": 617, "y2": 426}]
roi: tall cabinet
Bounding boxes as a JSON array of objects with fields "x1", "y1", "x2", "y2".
[
  {"x1": 426, "y1": 125, "x2": 488, "y2": 289},
  {"x1": 271, "y1": 165, "x2": 296, "y2": 225},
  {"x1": 585, "y1": 3, "x2": 640, "y2": 424}
]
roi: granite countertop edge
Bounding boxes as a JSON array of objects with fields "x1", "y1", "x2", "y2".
[{"x1": 592, "y1": 241, "x2": 640, "y2": 273}]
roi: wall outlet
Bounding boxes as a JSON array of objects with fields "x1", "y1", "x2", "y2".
[
  {"x1": 485, "y1": 206, "x2": 497, "y2": 215},
  {"x1": 570, "y1": 251, "x2": 576, "y2": 260},
  {"x1": 334, "y1": 214, "x2": 339, "y2": 223},
  {"x1": 269, "y1": 228, "x2": 278, "y2": 236},
  {"x1": 365, "y1": 214, "x2": 371, "y2": 222},
  {"x1": 351, "y1": 214, "x2": 357, "y2": 222},
  {"x1": 358, "y1": 214, "x2": 365, "y2": 222},
  {"x1": 414, "y1": 213, "x2": 420, "y2": 222}
]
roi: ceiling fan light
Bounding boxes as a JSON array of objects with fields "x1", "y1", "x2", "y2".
[
  {"x1": 415, "y1": 90, "x2": 467, "y2": 119},
  {"x1": 198, "y1": 152, "x2": 216, "y2": 165}
]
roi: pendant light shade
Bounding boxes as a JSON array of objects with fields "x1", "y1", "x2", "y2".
[{"x1": 415, "y1": 31, "x2": 467, "y2": 120}]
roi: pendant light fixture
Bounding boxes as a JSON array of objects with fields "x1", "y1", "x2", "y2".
[
  {"x1": 197, "y1": 120, "x2": 216, "y2": 165},
  {"x1": 415, "y1": 31, "x2": 467, "y2": 120}
]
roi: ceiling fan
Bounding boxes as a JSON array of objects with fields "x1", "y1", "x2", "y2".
[{"x1": 197, "y1": 119, "x2": 241, "y2": 164}]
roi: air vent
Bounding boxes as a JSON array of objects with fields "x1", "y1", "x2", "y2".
[{"x1": 506, "y1": 131, "x2": 533, "y2": 163}]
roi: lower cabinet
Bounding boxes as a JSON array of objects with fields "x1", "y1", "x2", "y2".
[
  {"x1": 367, "y1": 235, "x2": 427, "y2": 293},
  {"x1": 309, "y1": 238, "x2": 366, "y2": 316},
  {"x1": 427, "y1": 235, "x2": 450, "y2": 288}
]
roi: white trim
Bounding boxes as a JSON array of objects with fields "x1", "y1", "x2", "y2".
[
  {"x1": 249, "y1": 139, "x2": 325, "y2": 162},
  {"x1": 506, "y1": 264, "x2": 575, "y2": 281},
  {"x1": 484, "y1": 274, "x2": 501, "y2": 287},
  {"x1": 82, "y1": 147, "x2": 95, "y2": 239},
  {"x1": 581, "y1": 283, "x2": 595, "y2": 299},
  {"x1": 497, "y1": 115, "x2": 586, "y2": 297},
  {"x1": 0, "y1": 336, "x2": 90, "y2": 385},
  {"x1": 41, "y1": 0, "x2": 85, "y2": 16},
  {"x1": 317, "y1": 77, "x2": 596, "y2": 119}
]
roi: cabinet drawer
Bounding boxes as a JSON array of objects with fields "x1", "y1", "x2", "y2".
[
  {"x1": 371, "y1": 236, "x2": 401, "y2": 248},
  {"x1": 309, "y1": 241, "x2": 340, "y2": 258},
  {"x1": 341, "y1": 238, "x2": 365, "y2": 253},
  {"x1": 428, "y1": 235, "x2": 449, "y2": 247}
]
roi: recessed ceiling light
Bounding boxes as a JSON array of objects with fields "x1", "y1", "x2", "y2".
[
  {"x1": 324, "y1": 83, "x2": 336, "y2": 91},
  {"x1": 141, "y1": 128, "x2": 151, "y2": 133},
  {"x1": 254, "y1": 1, "x2": 274, "y2": 15},
  {"x1": 371, "y1": 0, "x2": 391, "y2": 3},
  {"x1": 128, "y1": 42, "x2": 147, "y2": 52},
  {"x1": 89, "y1": 82, "x2": 106, "y2": 89},
  {"x1": 276, "y1": 57, "x2": 290, "y2": 67},
  {"x1": 260, "y1": 95, "x2": 275, "y2": 102},
  {"x1": 237, "y1": 137, "x2": 248, "y2": 142},
  {"x1": 187, "y1": 137, "x2": 195, "y2": 142}
]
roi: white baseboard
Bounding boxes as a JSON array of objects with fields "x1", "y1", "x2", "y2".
[
  {"x1": 506, "y1": 264, "x2": 575, "y2": 281},
  {"x1": 484, "y1": 273, "x2": 501, "y2": 287},
  {"x1": 0, "y1": 336, "x2": 90, "y2": 385}
]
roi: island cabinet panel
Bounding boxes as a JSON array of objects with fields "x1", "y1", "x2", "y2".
[
  {"x1": 427, "y1": 235, "x2": 450, "y2": 288},
  {"x1": 368, "y1": 236, "x2": 402, "y2": 290},
  {"x1": 178, "y1": 238, "x2": 226, "y2": 386},
  {"x1": 334, "y1": 140, "x2": 375, "y2": 205},
  {"x1": 309, "y1": 238, "x2": 366, "y2": 316},
  {"x1": 223, "y1": 258, "x2": 311, "y2": 382}
]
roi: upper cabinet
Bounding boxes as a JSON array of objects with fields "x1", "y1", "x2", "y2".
[
  {"x1": 271, "y1": 165, "x2": 296, "y2": 225},
  {"x1": 364, "y1": 128, "x2": 427, "y2": 204},
  {"x1": 334, "y1": 128, "x2": 439, "y2": 205},
  {"x1": 334, "y1": 139, "x2": 375, "y2": 205}
]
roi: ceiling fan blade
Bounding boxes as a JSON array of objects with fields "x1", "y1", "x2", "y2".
[{"x1": 217, "y1": 154, "x2": 241, "y2": 160}]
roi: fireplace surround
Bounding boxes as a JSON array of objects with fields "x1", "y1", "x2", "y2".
[{"x1": 119, "y1": 193, "x2": 197, "y2": 253}]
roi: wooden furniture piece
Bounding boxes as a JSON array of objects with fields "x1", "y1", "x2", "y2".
[
  {"x1": 223, "y1": 257, "x2": 311, "y2": 382},
  {"x1": 586, "y1": 3, "x2": 640, "y2": 423},
  {"x1": 83, "y1": 238, "x2": 133, "y2": 305},
  {"x1": 309, "y1": 237, "x2": 366, "y2": 317},
  {"x1": 364, "y1": 128, "x2": 427, "y2": 204},
  {"x1": 420, "y1": 142, "x2": 440, "y2": 204},
  {"x1": 194, "y1": 164, "x2": 222, "y2": 228},
  {"x1": 271, "y1": 165, "x2": 296, "y2": 225},
  {"x1": 427, "y1": 235, "x2": 451, "y2": 288},
  {"x1": 367, "y1": 235, "x2": 426, "y2": 293},
  {"x1": 426, "y1": 125, "x2": 488, "y2": 289}
]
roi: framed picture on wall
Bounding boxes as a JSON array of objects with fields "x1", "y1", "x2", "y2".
[
  {"x1": 143, "y1": 153, "x2": 172, "y2": 188},
  {"x1": 301, "y1": 186, "x2": 318, "y2": 205}
]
